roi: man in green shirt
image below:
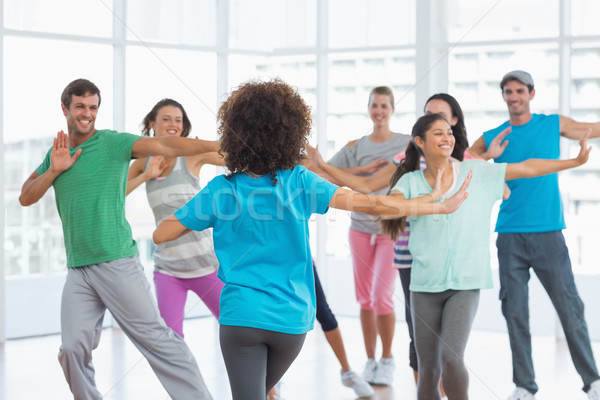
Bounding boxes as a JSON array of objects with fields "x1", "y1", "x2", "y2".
[{"x1": 19, "y1": 79, "x2": 217, "y2": 400}]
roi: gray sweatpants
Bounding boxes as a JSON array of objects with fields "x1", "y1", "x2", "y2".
[
  {"x1": 411, "y1": 289, "x2": 480, "y2": 400},
  {"x1": 219, "y1": 325, "x2": 306, "y2": 400},
  {"x1": 58, "y1": 255, "x2": 212, "y2": 400}
]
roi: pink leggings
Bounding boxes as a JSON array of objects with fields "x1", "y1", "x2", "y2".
[
  {"x1": 153, "y1": 270, "x2": 224, "y2": 338},
  {"x1": 349, "y1": 229, "x2": 396, "y2": 315}
]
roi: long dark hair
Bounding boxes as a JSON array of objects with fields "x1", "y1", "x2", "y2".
[
  {"x1": 426, "y1": 93, "x2": 468, "y2": 161},
  {"x1": 141, "y1": 98, "x2": 192, "y2": 138},
  {"x1": 381, "y1": 113, "x2": 448, "y2": 240}
]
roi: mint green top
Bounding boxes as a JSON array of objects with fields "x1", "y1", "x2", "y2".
[
  {"x1": 35, "y1": 129, "x2": 141, "y2": 267},
  {"x1": 393, "y1": 160, "x2": 507, "y2": 292}
]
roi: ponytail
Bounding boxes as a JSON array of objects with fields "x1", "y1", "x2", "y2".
[{"x1": 381, "y1": 141, "x2": 421, "y2": 241}]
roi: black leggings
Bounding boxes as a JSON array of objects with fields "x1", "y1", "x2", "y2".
[
  {"x1": 399, "y1": 267, "x2": 418, "y2": 370},
  {"x1": 220, "y1": 325, "x2": 306, "y2": 400},
  {"x1": 314, "y1": 263, "x2": 338, "y2": 332}
]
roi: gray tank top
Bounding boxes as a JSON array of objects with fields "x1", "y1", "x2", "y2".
[
  {"x1": 328, "y1": 133, "x2": 410, "y2": 234},
  {"x1": 145, "y1": 157, "x2": 218, "y2": 278}
]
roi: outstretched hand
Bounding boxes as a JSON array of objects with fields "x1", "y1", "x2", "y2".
[
  {"x1": 306, "y1": 144, "x2": 327, "y2": 169},
  {"x1": 50, "y1": 130, "x2": 82, "y2": 174},
  {"x1": 441, "y1": 170, "x2": 472, "y2": 214},
  {"x1": 357, "y1": 158, "x2": 390, "y2": 174},
  {"x1": 576, "y1": 130, "x2": 592, "y2": 165},
  {"x1": 483, "y1": 126, "x2": 510, "y2": 160},
  {"x1": 144, "y1": 156, "x2": 169, "y2": 180}
]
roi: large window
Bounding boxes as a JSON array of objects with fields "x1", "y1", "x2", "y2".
[
  {"x1": 229, "y1": 0, "x2": 317, "y2": 51},
  {"x1": 127, "y1": 0, "x2": 217, "y2": 46},
  {"x1": 3, "y1": 0, "x2": 600, "y2": 339},
  {"x1": 447, "y1": 0, "x2": 558, "y2": 42},
  {"x1": 4, "y1": 0, "x2": 114, "y2": 37},
  {"x1": 3, "y1": 37, "x2": 114, "y2": 277}
]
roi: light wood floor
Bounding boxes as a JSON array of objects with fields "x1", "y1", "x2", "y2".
[{"x1": 0, "y1": 316, "x2": 597, "y2": 399}]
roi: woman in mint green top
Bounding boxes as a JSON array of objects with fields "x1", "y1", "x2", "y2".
[{"x1": 381, "y1": 113, "x2": 591, "y2": 400}]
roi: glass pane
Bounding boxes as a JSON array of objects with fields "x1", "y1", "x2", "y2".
[
  {"x1": 4, "y1": 37, "x2": 113, "y2": 277},
  {"x1": 127, "y1": 0, "x2": 216, "y2": 46},
  {"x1": 329, "y1": 0, "x2": 415, "y2": 48},
  {"x1": 3, "y1": 37, "x2": 114, "y2": 143},
  {"x1": 448, "y1": 43, "x2": 559, "y2": 145},
  {"x1": 229, "y1": 0, "x2": 316, "y2": 51},
  {"x1": 572, "y1": 0, "x2": 600, "y2": 36},
  {"x1": 125, "y1": 46, "x2": 217, "y2": 267},
  {"x1": 567, "y1": 42, "x2": 600, "y2": 274},
  {"x1": 229, "y1": 54, "x2": 317, "y2": 110},
  {"x1": 4, "y1": 0, "x2": 113, "y2": 37},
  {"x1": 448, "y1": 0, "x2": 558, "y2": 42},
  {"x1": 125, "y1": 47, "x2": 217, "y2": 139}
]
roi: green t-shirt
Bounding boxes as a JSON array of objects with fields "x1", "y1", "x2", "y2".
[
  {"x1": 393, "y1": 160, "x2": 507, "y2": 292},
  {"x1": 35, "y1": 129, "x2": 141, "y2": 267}
]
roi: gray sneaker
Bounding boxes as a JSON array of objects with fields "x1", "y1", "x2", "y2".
[
  {"x1": 341, "y1": 370, "x2": 374, "y2": 398},
  {"x1": 506, "y1": 387, "x2": 535, "y2": 400}
]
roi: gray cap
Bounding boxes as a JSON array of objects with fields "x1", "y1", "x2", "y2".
[{"x1": 500, "y1": 70, "x2": 534, "y2": 90}]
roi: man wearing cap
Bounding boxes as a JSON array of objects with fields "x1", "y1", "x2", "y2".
[{"x1": 470, "y1": 70, "x2": 600, "y2": 400}]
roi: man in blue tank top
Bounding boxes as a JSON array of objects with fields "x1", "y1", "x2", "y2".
[{"x1": 470, "y1": 70, "x2": 600, "y2": 400}]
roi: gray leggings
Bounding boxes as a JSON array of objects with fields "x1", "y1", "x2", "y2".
[
  {"x1": 411, "y1": 289, "x2": 480, "y2": 400},
  {"x1": 219, "y1": 325, "x2": 306, "y2": 400}
]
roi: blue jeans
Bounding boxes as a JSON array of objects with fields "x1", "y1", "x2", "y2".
[{"x1": 497, "y1": 232, "x2": 599, "y2": 394}]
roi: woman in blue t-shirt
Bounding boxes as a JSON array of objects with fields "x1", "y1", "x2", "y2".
[
  {"x1": 152, "y1": 80, "x2": 471, "y2": 400},
  {"x1": 380, "y1": 113, "x2": 590, "y2": 400}
]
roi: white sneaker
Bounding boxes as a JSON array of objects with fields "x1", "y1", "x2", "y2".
[
  {"x1": 362, "y1": 358, "x2": 378, "y2": 383},
  {"x1": 341, "y1": 370, "x2": 374, "y2": 398},
  {"x1": 507, "y1": 387, "x2": 535, "y2": 400},
  {"x1": 588, "y1": 380, "x2": 600, "y2": 400},
  {"x1": 371, "y1": 357, "x2": 395, "y2": 386}
]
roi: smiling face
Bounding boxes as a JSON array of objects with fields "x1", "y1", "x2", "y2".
[
  {"x1": 61, "y1": 93, "x2": 99, "y2": 137},
  {"x1": 368, "y1": 93, "x2": 394, "y2": 128},
  {"x1": 415, "y1": 118, "x2": 455, "y2": 158},
  {"x1": 150, "y1": 105, "x2": 184, "y2": 137},
  {"x1": 502, "y1": 80, "x2": 535, "y2": 118}
]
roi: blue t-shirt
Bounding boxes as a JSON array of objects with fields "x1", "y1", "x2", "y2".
[
  {"x1": 175, "y1": 166, "x2": 338, "y2": 334},
  {"x1": 393, "y1": 160, "x2": 506, "y2": 292},
  {"x1": 483, "y1": 114, "x2": 565, "y2": 233}
]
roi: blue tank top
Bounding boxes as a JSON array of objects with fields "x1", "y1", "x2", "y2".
[{"x1": 483, "y1": 114, "x2": 565, "y2": 233}]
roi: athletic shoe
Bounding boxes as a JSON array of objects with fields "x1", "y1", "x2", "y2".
[
  {"x1": 341, "y1": 370, "x2": 374, "y2": 398},
  {"x1": 507, "y1": 387, "x2": 536, "y2": 400},
  {"x1": 588, "y1": 380, "x2": 600, "y2": 400},
  {"x1": 371, "y1": 357, "x2": 395, "y2": 386},
  {"x1": 362, "y1": 358, "x2": 378, "y2": 383}
]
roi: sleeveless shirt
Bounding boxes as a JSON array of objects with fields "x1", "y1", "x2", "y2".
[{"x1": 145, "y1": 157, "x2": 218, "y2": 278}]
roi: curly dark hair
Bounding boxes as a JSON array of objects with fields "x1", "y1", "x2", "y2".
[{"x1": 217, "y1": 79, "x2": 311, "y2": 185}]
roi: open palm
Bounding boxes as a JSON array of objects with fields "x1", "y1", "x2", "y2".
[{"x1": 50, "y1": 131, "x2": 81, "y2": 173}]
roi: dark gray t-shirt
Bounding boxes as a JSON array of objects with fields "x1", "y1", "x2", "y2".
[{"x1": 328, "y1": 133, "x2": 410, "y2": 234}]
